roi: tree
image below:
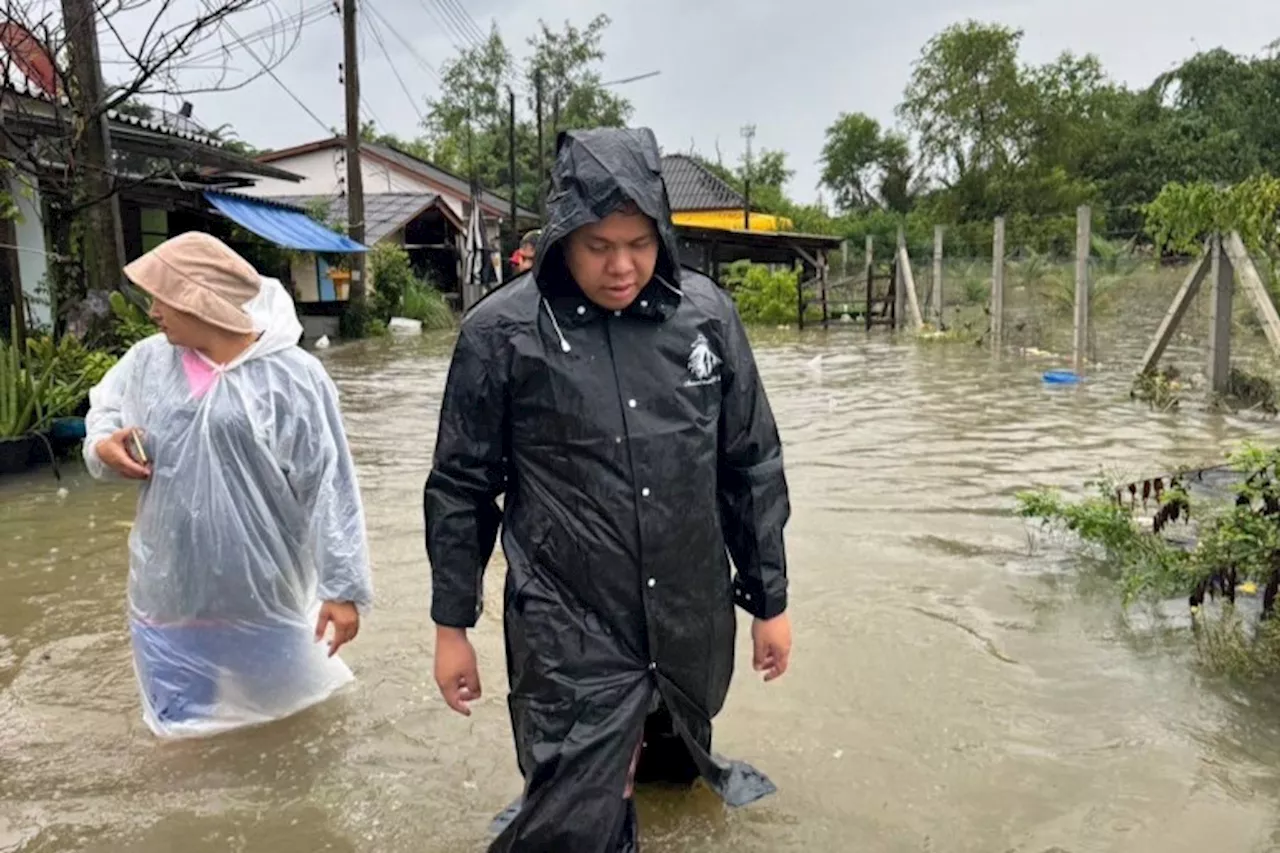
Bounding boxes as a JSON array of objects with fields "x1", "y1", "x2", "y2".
[
  {"x1": 418, "y1": 15, "x2": 632, "y2": 216},
  {"x1": 819, "y1": 112, "x2": 920, "y2": 213},
  {"x1": 0, "y1": 0, "x2": 305, "y2": 333},
  {"x1": 898, "y1": 21, "x2": 1030, "y2": 184}
]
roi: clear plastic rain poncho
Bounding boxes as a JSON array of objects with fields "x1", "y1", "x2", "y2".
[{"x1": 84, "y1": 277, "x2": 373, "y2": 739}]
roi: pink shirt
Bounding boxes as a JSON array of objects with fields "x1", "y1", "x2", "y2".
[{"x1": 182, "y1": 350, "x2": 220, "y2": 398}]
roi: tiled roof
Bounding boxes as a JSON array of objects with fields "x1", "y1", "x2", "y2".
[
  {"x1": 2, "y1": 67, "x2": 227, "y2": 149},
  {"x1": 269, "y1": 193, "x2": 442, "y2": 244},
  {"x1": 660, "y1": 154, "x2": 745, "y2": 212}
]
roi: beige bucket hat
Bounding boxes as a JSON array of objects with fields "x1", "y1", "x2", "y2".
[{"x1": 123, "y1": 232, "x2": 261, "y2": 334}]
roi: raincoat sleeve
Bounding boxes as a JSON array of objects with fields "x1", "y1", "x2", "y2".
[
  {"x1": 717, "y1": 299, "x2": 791, "y2": 620},
  {"x1": 423, "y1": 324, "x2": 507, "y2": 629},
  {"x1": 284, "y1": 368, "x2": 374, "y2": 613},
  {"x1": 82, "y1": 343, "x2": 142, "y2": 480}
]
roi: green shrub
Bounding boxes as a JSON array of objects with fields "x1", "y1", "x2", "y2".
[
  {"x1": 368, "y1": 242, "x2": 415, "y2": 322},
  {"x1": 722, "y1": 261, "x2": 799, "y2": 325},
  {"x1": 400, "y1": 280, "x2": 455, "y2": 330}
]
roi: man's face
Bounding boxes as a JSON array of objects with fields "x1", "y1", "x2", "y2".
[{"x1": 564, "y1": 209, "x2": 659, "y2": 311}]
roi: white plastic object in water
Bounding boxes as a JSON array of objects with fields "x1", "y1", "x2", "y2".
[
  {"x1": 82, "y1": 277, "x2": 373, "y2": 739},
  {"x1": 314, "y1": 334, "x2": 331, "y2": 349},
  {"x1": 388, "y1": 317, "x2": 423, "y2": 335}
]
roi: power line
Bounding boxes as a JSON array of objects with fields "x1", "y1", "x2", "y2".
[
  {"x1": 362, "y1": 11, "x2": 427, "y2": 125},
  {"x1": 437, "y1": 0, "x2": 486, "y2": 44},
  {"x1": 201, "y1": 2, "x2": 332, "y2": 134},
  {"x1": 419, "y1": 0, "x2": 480, "y2": 51},
  {"x1": 363, "y1": 1, "x2": 439, "y2": 82},
  {"x1": 172, "y1": 2, "x2": 333, "y2": 70}
]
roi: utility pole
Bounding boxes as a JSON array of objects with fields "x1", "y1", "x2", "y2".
[
  {"x1": 341, "y1": 0, "x2": 366, "y2": 304},
  {"x1": 508, "y1": 87, "x2": 518, "y2": 259},
  {"x1": 535, "y1": 69, "x2": 545, "y2": 221},
  {"x1": 61, "y1": 0, "x2": 125, "y2": 295},
  {"x1": 740, "y1": 124, "x2": 755, "y2": 230}
]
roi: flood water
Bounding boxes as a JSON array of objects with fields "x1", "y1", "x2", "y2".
[{"x1": 6, "y1": 326, "x2": 1280, "y2": 852}]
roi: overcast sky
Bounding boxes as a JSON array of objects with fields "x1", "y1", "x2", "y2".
[{"x1": 109, "y1": 0, "x2": 1280, "y2": 203}]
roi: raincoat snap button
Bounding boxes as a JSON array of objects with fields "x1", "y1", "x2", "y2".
[
  {"x1": 576, "y1": 305, "x2": 586, "y2": 315},
  {"x1": 647, "y1": 578, "x2": 656, "y2": 588},
  {"x1": 613, "y1": 310, "x2": 621, "y2": 317},
  {"x1": 640, "y1": 300, "x2": 648, "y2": 308},
  {"x1": 648, "y1": 662, "x2": 657, "y2": 671},
  {"x1": 627, "y1": 399, "x2": 637, "y2": 408},
  {"x1": 641, "y1": 487, "x2": 650, "y2": 497}
]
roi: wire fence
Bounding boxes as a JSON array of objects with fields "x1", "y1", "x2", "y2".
[{"x1": 813, "y1": 220, "x2": 1280, "y2": 382}]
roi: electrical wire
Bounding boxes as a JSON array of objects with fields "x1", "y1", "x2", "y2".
[
  {"x1": 361, "y1": 10, "x2": 427, "y2": 125},
  {"x1": 363, "y1": 0, "x2": 439, "y2": 82},
  {"x1": 198, "y1": 0, "x2": 332, "y2": 133},
  {"x1": 437, "y1": 0, "x2": 486, "y2": 44}
]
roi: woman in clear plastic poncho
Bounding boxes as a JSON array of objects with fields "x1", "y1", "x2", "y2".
[{"x1": 84, "y1": 232, "x2": 374, "y2": 739}]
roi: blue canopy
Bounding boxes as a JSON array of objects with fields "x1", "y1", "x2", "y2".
[{"x1": 205, "y1": 191, "x2": 368, "y2": 253}]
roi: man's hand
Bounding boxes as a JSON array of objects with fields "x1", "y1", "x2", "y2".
[
  {"x1": 94, "y1": 427, "x2": 150, "y2": 480},
  {"x1": 315, "y1": 601, "x2": 360, "y2": 658},
  {"x1": 752, "y1": 612, "x2": 792, "y2": 683},
  {"x1": 434, "y1": 626, "x2": 481, "y2": 716}
]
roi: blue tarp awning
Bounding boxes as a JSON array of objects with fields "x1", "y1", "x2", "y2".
[{"x1": 204, "y1": 191, "x2": 368, "y2": 253}]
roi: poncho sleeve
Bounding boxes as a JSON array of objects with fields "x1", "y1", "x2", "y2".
[
  {"x1": 423, "y1": 323, "x2": 508, "y2": 629},
  {"x1": 284, "y1": 365, "x2": 374, "y2": 613},
  {"x1": 716, "y1": 295, "x2": 791, "y2": 620},
  {"x1": 82, "y1": 342, "x2": 142, "y2": 480}
]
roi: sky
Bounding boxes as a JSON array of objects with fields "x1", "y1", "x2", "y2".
[{"x1": 97, "y1": 0, "x2": 1280, "y2": 204}]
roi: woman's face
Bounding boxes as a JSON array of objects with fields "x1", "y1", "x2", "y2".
[{"x1": 148, "y1": 299, "x2": 214, "y2": 349}]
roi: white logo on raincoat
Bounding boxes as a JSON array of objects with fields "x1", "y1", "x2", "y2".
[{"x1": 685, "y1": 333, "x2": 722, "y2": 386}]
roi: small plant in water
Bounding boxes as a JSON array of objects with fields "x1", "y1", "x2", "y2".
[
  {"x1": 1018, "y1": 442, "x2": 1280, "y2": 677},
  {"x1": 1131, "y1": 367, "x2": 1183, "y2": 411}
]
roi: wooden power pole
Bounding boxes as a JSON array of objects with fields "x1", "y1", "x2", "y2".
[
  {"x1": 341, "y1": 0, "x2": 366, "y2": 303},
  {"x1": 60, "y1": 0, "x2": 125, "y2": 295}
]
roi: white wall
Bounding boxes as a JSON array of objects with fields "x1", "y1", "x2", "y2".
[
  {"x1": 8, "y1": 170, "x2": 51, "y2": 328},
  {"x1": 242, "y1": 148, "x2": 469, "y2": 219}
]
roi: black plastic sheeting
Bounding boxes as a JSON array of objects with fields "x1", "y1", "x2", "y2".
[{"x1": 424, "y1": 127, "x2": 791, "y2": 851}]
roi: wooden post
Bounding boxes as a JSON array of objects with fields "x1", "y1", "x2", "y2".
[
  {"x1": 820, "y1": 252, "x2": 830, "y2": 326},
  {"x1": 1223, "y1": 232, "x2": 1280, "y2": 357},
  {"x1": 895, "y1": 228, "x2": 907, "y2": 329},
  {"x1": 932, "y1": 225, "x2": 944, "y2": 328},
  {"x1": 896, "y1": 243, "x2": 924, "y2": 331},
  {"x1": 796, "y1": 258, "x2": 805, "y2": 330},
  {"x1": 842, "y1": 239, "x2": 849, "y2": 278},
  {"x1": 864, "y1": 238, "x2": 874, "y2": 331},
  {"x1": 1073, "y1": 205, "x2": 1091, "y2": 370},
  {"x1": 991, "y1": 217, "x2": 1005, "y2": 348},
  {"x1": 1139, "y1": 245, "x2": 1211, "y2": 374},
  {"x1": 1208, "y1": 234, "x2": 1234, "y2": 393}
]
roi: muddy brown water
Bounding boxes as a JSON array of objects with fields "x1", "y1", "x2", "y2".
[{"x1": 5, "y1": 327, "x2": 1280, "y2": 853}]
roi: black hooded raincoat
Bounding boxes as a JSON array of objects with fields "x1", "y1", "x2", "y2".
[{"x1": 424, "y1": 127, "x2": 791, "y2": 852}]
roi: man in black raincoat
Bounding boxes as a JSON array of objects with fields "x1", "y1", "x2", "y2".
[{"x1": 424, "y1": 127, "x2": 792, "y2": 852}]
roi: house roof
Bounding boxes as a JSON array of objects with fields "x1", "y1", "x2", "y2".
[
  {"x1": 257, "y1": 137, "x2": 538, "y2": 221},
  {"x1": 1, "y1": 71, "x2": 302, "y2": 182},
  {"x1": 269, "y1": 192, "x2": 463, "y2": 243},
  {"x1": 660, "y1": 154, "x2": 745, "y2": 212}
]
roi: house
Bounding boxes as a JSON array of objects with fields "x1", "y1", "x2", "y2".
[
  {"x1": 0, "y1": 28, "x2": 363, "y2": 336},
  {"x1": 241, "y1": 137, "x2": 540, "y2": 305},
  {"x1": 660, "y1": 154, "x2": 793, "y2": 233},
  {"x1": 654, "y1": 154, "x2": 840, "y2": 289}
]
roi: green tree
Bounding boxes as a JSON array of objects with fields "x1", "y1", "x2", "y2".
[
  {"x1": 819, "y1": 112, "x2": 918, "y2": 213},
  {"x1": 899, "y1": 21, "x2": 1030, "y2": 183}
]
